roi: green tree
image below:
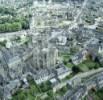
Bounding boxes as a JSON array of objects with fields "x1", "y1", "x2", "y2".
[{"x1": 72, "y1": 66, "x2": 81, "y2": 74}]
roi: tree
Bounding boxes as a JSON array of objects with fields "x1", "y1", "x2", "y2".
[
  {"x1": 0, "y1": 22, "x2": 22, "y2": 32},
  {"x1": 86, "y1": 53, "x2": 93, "y2": 60},
  {"x1": 94, "y1": 56, "x2": 101, "y2": 66},
  {"x1": 63, "y1": 60, "x2": 67, "y2": 65},
  {"x1": 72, "y1": 66, "x2": 81, "y2": 74},
  {"x1": 21, "y1": 19, "x2": 29, "y2": 29},
  {"x1": 47, "y1": 90, "x2": 53, "y2": 97},
  {"x1": 0, "y1": 15, "x2": 30, "y2": 32},
  {"x1": 68, "y1": 58, "x2": 73, "y2": 63},
  {"x1": 12, "y1": 22, "x2": 22, "y2": 31},
  {"x1": 0, "y1": 40, "x2": 7, "y2": 47},
  {"x1": 0, "y1": 24, "x2": 5, "y2": 32}
]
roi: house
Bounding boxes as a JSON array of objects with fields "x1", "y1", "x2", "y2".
[
  {"x1": 8, "y1": 56, "x2": 21, "y2": 68},
  {"x1": 96, "y1": 73, "x2": 103, "y2": 89},
  {"x1": 1, "y1": 48, "x2": 22, "y2": 68},
  {"x1": 4, "y1": 79, "x2": 21, "y2": 100},
  {"x1": 71, "y1": 49, "x2": 88, "y2": 65},
  {"x1": 34, "y1": 69, "x2": 55, "y2": 84},
  {"x1": 72, "y1": 48, "x2": 97, "y2": 65},
  {"x1": 98, "y1": 43, "x2": 103, "y2": 55},
  {"x1": 54, "y1": 63, "x2": 72, "y2": 80},
  {"x1": 57, "y1": 36, "x2": 67, "y2": 45},
  {"x1": 50, "y1": 78, "x2": 59, "y2": 87}
]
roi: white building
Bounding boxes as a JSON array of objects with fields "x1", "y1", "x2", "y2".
[{"x1": 55, "y1": 64, "x2": 72, "y2": 80}]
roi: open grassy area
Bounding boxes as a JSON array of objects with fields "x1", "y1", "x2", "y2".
[
  {"x1": 66, "y1": 63, "x2": 74, "y2": 68},
  {"x1": 59, "y1": 52, "x2": 74, "y2": 68},
  {"x1": 78, "y1": 59, "x2": 101, "y2": 72}
]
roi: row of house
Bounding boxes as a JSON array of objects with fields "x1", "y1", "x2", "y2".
[
  {"x1": 35, "y1": 63, "x2": 72, "y2": 84},
  {"x1": 63, "y1": 71, "x2": 103, "y2": 100}
]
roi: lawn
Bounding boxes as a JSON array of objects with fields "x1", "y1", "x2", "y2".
[
  {"x1": 59, "y1": 52, "x2": 74, "y2": 68},
  {"x1": 78, "y1": 59, "x2": 101, "y2": 72},
  {"x1": 66, "y1": 63, "x2": 74, "y2": 68}
]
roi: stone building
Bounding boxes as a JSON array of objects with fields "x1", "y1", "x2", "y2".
[{"x1": 32, "y1": 33, "x2": 58, "y2": 69}]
